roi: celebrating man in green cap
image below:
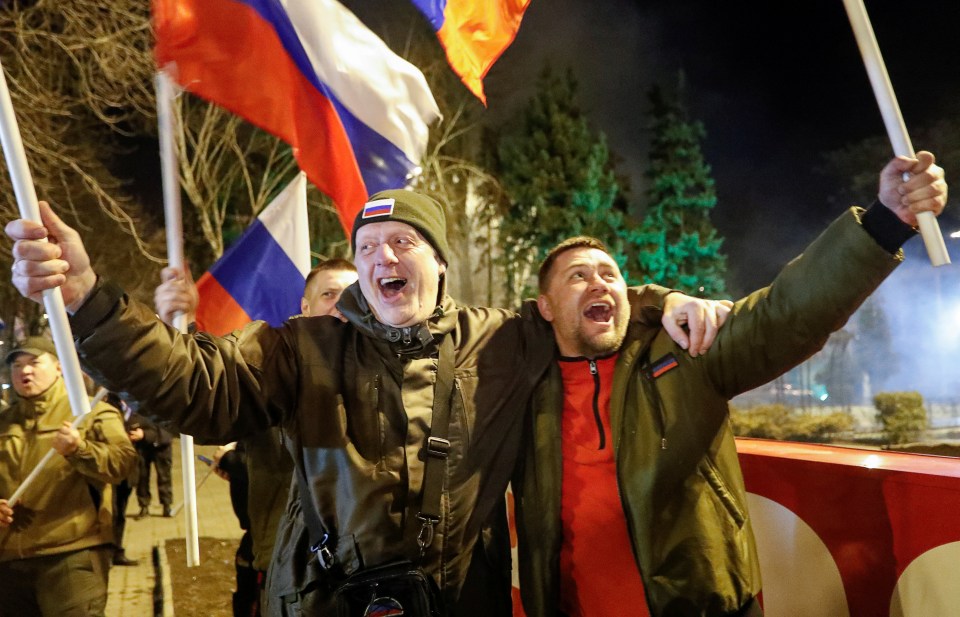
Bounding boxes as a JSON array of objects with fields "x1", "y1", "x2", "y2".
[{"x1": 0, "y1": 336, "x2": 137, "y2": 615}]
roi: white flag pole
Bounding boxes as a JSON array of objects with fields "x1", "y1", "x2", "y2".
[
  {"x1": 155, "y1": 69, "x2": 201, "y2": 567},
  {"x1": 0, "y1": 61, "x2": 93, "y2": 422},
  {"x1": 6, "y1": 388, "x2": 109, "y2": 507},
  {"x1": 842, "y1": 0, "x2": 950, "y2": 266}
]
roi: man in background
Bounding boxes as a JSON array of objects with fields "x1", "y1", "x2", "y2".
[
  {"x1": 155, "y1": 257, "x2": 359, "y2": 616},
  {"x1": 131, "y1": 408, "x2": 173, "y2": 519},
  {"x1": 0, "y1": 337, "x2": 137, "y2": 615}
]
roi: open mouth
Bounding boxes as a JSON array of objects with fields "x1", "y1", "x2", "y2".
[
  {"x1": 378, "y1": 277, "x2": 408, "y2": 298},
  {"x1": 583, "y1": 302, "x2": 613, "y2": 323}
]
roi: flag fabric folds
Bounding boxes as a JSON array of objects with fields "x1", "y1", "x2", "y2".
[
  {"x1": 153, "y1": 0, "x2": 441, "y2": 235},
  {"x1": 410, "y1": 0, "x2": 532, "y2": 104},
  {"x1": 195, "y1": 173, "x2": 311, "y2": 335}
]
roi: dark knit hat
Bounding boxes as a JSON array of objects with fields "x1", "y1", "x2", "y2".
[
  {"x1": 5, "y1": 336, "x2": 58, "y2": 365},
  {"x1": 351, "y1": 190, "x2": 449, "y2": 265}
]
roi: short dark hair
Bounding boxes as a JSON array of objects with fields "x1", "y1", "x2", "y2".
[
  {"x1": 304, "y1": 258, "x2": 357, "y2": 293},
  {"x1": 537, "y1": 236, "x2": 611, "y2": 293}
]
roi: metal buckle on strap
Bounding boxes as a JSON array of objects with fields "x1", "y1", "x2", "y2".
[
  {"x1": 425, "y1": 436, "x2": 450, "y2": 459},
  {"x1": 310, "y1": 532, "x2": 336, "y2": 571},
  {"x1": 416, "y1": 514, "x2": 439, "y2": 554}
]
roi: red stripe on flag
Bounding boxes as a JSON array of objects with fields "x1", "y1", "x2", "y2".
[
  {"x1": 153, "y1": 0, "x2": 367, "y2": 233},
  {"x1": 195, "y1": 272, "x2": 254, "y2": 336}
]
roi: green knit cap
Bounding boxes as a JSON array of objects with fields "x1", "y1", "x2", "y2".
[{"x1": 351, "y1": 189, "x2": 449, "y2": 264}]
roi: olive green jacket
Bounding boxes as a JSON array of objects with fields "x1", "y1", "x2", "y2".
[
  {"x1": 0, "y1": 379, "x2": 137, "y2": 561},
  {"x1": 514, "y1": 208, "x2": 904, "y2": 617}
]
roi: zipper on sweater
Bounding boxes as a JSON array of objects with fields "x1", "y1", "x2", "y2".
[{"x1": 589, "y1": 360, "x2": 606, "y2": 450}]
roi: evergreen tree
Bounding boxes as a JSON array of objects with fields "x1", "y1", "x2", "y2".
[
  {"x1": 494, "y1": 65, "x2": 627, "y2": 301},
  {"x1": 632, "y1": 81, "x2": 727, "y2": 296}
]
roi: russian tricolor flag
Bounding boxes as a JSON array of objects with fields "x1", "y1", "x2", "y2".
[
  {"x1": 153, "y1": 0, "x2": 441, "y2": 235},
  {"x1": 195, "y1": 174, "x2": 311, "y2": 335},
  {"x1": 410, "y1": 0, "x2": 532, "y2": 104}
]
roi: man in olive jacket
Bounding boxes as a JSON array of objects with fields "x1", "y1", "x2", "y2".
[
  {"x1": 0, "y1": 336, "x2": 137, "y2": 616},
  {"x1": 6, "y1": 190, "x2": 726, "y2": 615},
  {"x1": 514, "y1": 152, "x2": 948, "y2": 617}
]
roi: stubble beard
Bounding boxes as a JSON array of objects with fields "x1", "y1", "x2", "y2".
[{"x1": 575, "y1": 311, "x2": 628, "y2": 358}]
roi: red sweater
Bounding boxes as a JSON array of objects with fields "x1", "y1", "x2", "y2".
[{"x1": 559, "y1": 355, "x2": 650, "y2": 617}]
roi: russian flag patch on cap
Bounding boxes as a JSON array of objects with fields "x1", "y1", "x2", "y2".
[{"x1": 362, "y1": 198, "x2": 395, "y2": 219}]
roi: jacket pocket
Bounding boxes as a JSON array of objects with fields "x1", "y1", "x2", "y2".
[
  {"x1": 339, "y1": 372, "x2": 386, "y2": 466},
  {"x1": 698, "y1": 456, "x2": 747, "y2": 529},
  {"x1": 447, "y1": 373, "x2": 476, "y2": 467}
]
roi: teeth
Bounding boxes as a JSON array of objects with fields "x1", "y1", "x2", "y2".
[
  {"x1": 380, "y1": 277, "x2": 404, "y2": 285},
  {"x1": 591, "y1": 302, "x2": 609, "y2": 308}
]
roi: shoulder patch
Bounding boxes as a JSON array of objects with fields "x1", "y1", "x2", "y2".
[{"x1": 650, "y1": 353, "x2": 679, "y2": 378}]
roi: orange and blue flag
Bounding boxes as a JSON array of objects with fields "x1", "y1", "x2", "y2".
[
  {"x1": 153, "y1": 0, "x2": 441, "y2": 235},
  {"x1": 410, "y1": 0, "x2": 532, "y2": 104},
  {"x1": 195, "y1": 174, "x2": 311, "y2": 335}
]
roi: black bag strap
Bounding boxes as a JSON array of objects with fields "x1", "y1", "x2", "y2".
[
  {"x1": 415, "y1": 335, "x2": 455, "y2": 556},
  {"x1": 296, "y1": 333, "x2": 457, "y2": 570},
  {"x1": 294, "y1": 439, "x2": 337, "y2": 570}
]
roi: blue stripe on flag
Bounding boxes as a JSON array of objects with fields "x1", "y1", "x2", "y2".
[
  {"x1": 410, "y1": 0, "x2": 446, "y2": 30},
  {"x1": 208, "y1": 220, "x2": 305, "y2": 327},
  {"x1": 237, "y1": 0, "x2": 416, "y2": 192}
]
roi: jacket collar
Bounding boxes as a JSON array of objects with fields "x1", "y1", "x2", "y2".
[
  {"x1": 336, "y1": 282, "x2": 459, "y2": 358},
  {"x1": 10, "y1": 377, "x2": 70, "y2": 430}
]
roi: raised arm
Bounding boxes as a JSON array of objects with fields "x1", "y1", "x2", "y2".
[{"x1": 6, "y1": 201, "x2": 296, "y2": 444}]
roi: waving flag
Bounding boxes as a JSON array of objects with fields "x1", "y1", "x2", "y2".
[
  {"x1": 410, "y1": 0, "x2": 532, "y2": 104},
  {"x1": 153, "y1": 0, "x2": 441, "y2": 235},
  {"x1": 195, "y1": 174, "x2": 310, "y2": 335}
]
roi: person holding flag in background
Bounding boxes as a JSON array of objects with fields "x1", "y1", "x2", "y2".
[
  {"x1": 155, "y1": 256, "x2": 360, "y2": 617},
  {"x1": 0, "y1": 337, "x2": 137, "y2": 616}
]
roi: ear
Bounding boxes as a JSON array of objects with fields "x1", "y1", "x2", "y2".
[
  {"x1": 537, "y1": 295, "x2": 555, "y2": 322},
  {"x1": 300, "y1": 297, "x2": 310, "y2": 315}
]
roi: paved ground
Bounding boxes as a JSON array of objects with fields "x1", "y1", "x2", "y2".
[{"x1": 106, "y1": 440, "x2": 244, "y2": 617}]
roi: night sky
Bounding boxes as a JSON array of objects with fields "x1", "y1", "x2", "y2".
[{"x1": 480, "y1": 0, "x2": 960, "y2": 294}]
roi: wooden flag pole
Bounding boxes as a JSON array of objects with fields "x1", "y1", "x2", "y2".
[
  {"x1": 0, "y1": 60, "x2": 93, "y2": 420},
  {"x1": 156, "y1": 69, "x2": 201, "y2": 567},
  {"x1": 842, "y1": 0, "x2": 950, "y2": 266}
]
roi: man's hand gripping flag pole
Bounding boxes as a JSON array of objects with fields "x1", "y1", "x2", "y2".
[{"x1": 843, "y1": 0, "x2": 950, "y2": 265}]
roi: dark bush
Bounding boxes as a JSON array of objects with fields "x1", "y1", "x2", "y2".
[
  {"x1": 730, "y1": 404, "x2": 852, "y2": 442},
  {"x1": 874, "y1": 391, "x2": 927, "y2": 445}
]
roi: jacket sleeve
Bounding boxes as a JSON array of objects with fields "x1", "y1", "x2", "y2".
[
  {"x1": 703, "y1": 207, "x2": 903, "y2": 398},
  {"x1": 69, "y1": 281, "x2": 298, "y2": 444},
  {"x1": 67, "y1": 403, "x2": 138, "y2": 485},
  {"x1": 628, "y1": 284, "x2": 674, "y2": 325}
]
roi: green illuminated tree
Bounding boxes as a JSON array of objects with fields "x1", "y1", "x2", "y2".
[
  {"x1": 494, "y1": 65, "x2": 628, "y2": 303},
  {"x1": 632, "y1": 81, "x2": 727, "y2": 297}
]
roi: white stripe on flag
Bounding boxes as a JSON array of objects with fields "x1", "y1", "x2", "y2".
[
  {"x1": 257, "y1": 172, "x2": 311, "y2": 277},
  {"x1": 281, "y1": 0, "x2": 441, "y2": 165}
]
